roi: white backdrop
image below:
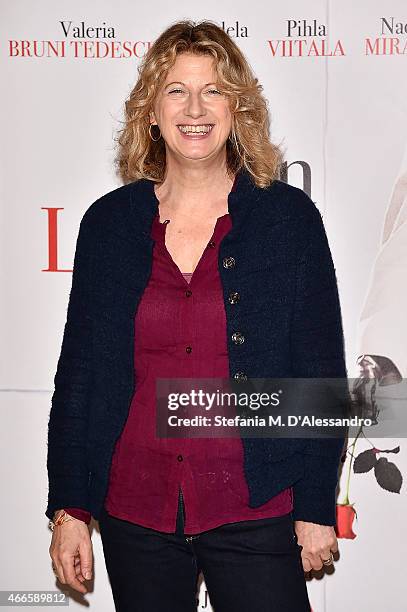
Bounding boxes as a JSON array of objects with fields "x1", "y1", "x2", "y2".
[{"x1": 1, "y1": 1, "x2": 406, "y2": 610}]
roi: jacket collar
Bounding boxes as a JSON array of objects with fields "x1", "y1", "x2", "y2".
[{"x1": 128, "y1": 167, "x2": 260, "y2": 244}]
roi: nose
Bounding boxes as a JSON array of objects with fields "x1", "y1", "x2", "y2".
[{"x1": 184, "y1": 91, "x2": 207, "y2": 119}]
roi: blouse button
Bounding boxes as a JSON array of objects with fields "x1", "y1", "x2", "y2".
[
  {"x1": 185, "y1": 289, "x2": 192, "y2": 297},
  {"x1": 186, "y1": 346, "x2": 192, "y2": 353},
  {"x1": 177, "y1": 455, "x2": 183, "y2": 462},
  {"x1": 208, "y1": 241, "x2": 216, "y2": 248}
]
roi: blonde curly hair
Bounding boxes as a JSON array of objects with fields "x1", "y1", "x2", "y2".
[{"x1": 114, "y1": 19, "x2": 284, "y2": 188}]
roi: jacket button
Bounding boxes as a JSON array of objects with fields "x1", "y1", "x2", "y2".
[
  {"x1": 228, "y1": 291, "x2": 240, "y2": 304},
  {"x1": 232, "y1": 332, "x2": 245, "y2": 344},
  {"x1": 208, "y1": 240, "x2": 216, "y2": 248},
  {"x1": 233, "y1": 371, "x2": 247, "y2": 382},
  {"x1": 223, "y1": 256, "x2": 235, "y2": 269}
]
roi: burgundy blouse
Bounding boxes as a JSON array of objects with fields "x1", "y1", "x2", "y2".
[{"x1": 65, "y1": 183, "x2": 293, "y2": 532}]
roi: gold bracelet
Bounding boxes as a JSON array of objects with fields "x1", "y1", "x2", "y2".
[{"x1": 48, "y1": 510, "x2": 75, "y2": 531}]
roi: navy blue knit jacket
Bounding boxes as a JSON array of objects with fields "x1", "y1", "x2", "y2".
[{"x1": 46, "y1": 168, "x2": 349, "y2": 526}]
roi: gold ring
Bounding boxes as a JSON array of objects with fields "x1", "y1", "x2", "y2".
[{"x1": 321, "y1": 552, "x2": 334, "y2": 565}]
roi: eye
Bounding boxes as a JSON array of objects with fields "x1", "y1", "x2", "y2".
[
  {"x1": 207, "y1": 89, "x2": 222, "y2": 95},
  {"x1": 168, "y1": 88, "x2": 184, "y2": 94}
]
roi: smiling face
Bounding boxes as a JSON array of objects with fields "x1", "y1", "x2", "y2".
[{"x1": 149, "y1": 52, "x2": 232, "y2": 164}]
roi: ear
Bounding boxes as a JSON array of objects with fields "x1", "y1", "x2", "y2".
[{"x1": 149, "y1": 110, "x2": 156, "y2": 125}]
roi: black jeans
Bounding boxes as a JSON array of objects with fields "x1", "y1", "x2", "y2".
[{"x1": 99, "y1": 491, "x2": 311, "y2": 611}]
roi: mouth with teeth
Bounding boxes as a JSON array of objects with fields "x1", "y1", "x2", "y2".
[{"x1": 177, "y1": 124, "x2": 214, "y2": 138}]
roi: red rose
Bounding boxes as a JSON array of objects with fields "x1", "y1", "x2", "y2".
[{"x1": 335, "y1": 504, "x2": 357, "y2": 539}]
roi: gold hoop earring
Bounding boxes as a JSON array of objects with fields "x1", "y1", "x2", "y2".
[{"x1": 149, "y1": 123, "x2": 161, "y2": 142}]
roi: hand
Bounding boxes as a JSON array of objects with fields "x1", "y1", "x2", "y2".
[
  {"x1": 294, "y1": 520, "x2": 338, "y2": 572},
  {"x1": 352, "y1": 354, "x2": 401, "y2": 425},
  {"x1": 49, "y1": 513, "x2": 93, "y2": 594},
  {"x1": 356, "y1": 354, "x2": 401, "y2": 386}
]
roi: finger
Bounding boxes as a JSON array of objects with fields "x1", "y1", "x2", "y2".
[
  {"x1": 78, "y1": 539, "x2": 93, "y2": 581},
  {"x1": 311, "y1": 559, "x2": 324, "y2": 571},
  {"x1": 61, "y1": 555, "x2": 88, "y2": 594},
  {"x1": 50, "y1": 545, "x2": 67, "y2": 584},
  {"x1": 53, "y1": 560, "x2": 66, "y2": 585},
  {"x1": 302, "y1": 556, "x2": 313, "y2": 572},
  {"x1": 331, "y1": 541, "x2": 339, "y2": 554},
  {"x1": 295, "y1": 541, "x2": 312, "y2": 573},
  {"x1": 298, "y1": 547, "x2": 314, "y2": 573},
  {"x1": 75, "y1": 563, "x2": 86, "y2": 581},
  {"x1": 321, "y1": 547, "x2": 333, "y2": 562},
  {"x1": 72, "y1": 547, "x2": 89, "y2": 581},
  {"x1": 75, "y1": 558, "x2": 87, "y2": 582},
  {"x1": 307, "y1": 551, "x2": 324, "y2": 571},
  {"x1": 74, "y1": 556, "x2": 81, "y2": 569}
]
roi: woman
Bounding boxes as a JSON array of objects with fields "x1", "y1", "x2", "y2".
[{"x1": 47, "y1": 20, "x2": 347, "y2": 612}]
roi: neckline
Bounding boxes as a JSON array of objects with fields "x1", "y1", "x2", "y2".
[
  {"x1": 153, "y1": 208, "x2": 231, "y2": 286},
  {"x1": 150, "y1": 172, "x2": 238, "y2": 224},
  {"x1": 131, "y1": 167, "x2": 259, "y2": 243}
]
